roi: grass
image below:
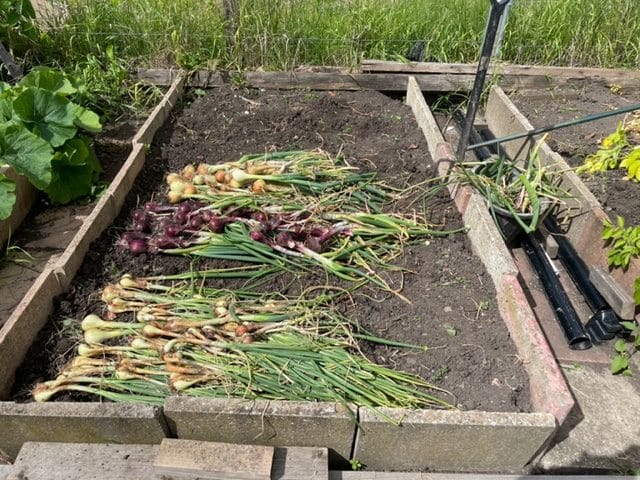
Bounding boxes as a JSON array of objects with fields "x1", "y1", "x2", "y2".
[{"x1": 34, "y1": 0, "x2": 640, "y2": 72}]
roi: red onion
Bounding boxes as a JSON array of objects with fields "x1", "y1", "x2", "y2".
[
  {"x1": 165, "y1": 224, "x2": 182, "y2": 238},
  {"x1": 275, "y1": 231, "x2": 293, "y2": 248},
  {"x1": 209, "y1": 216, "x2": 228, "y2": 233},
  {"x1": 129, "y1": 239, "x2": 148, "y2": 254},
  {"x1": 189, "y1": 215, "x2": 204, "y2": 229},
  {"x1": 250, "y1": 231, "x2": 265, "y2": 242}
]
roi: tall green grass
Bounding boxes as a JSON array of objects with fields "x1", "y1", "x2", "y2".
[{"x1": 38, "y1": 0, "x2": 640, "y2": 70}]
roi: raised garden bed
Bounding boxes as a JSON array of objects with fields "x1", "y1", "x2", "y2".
[
  {"x1": 0, "y1": 73, "x2": 571, "y2": 473},
  {"x1": 486, "y1": 86, "x2": 640, "y2": 321}
]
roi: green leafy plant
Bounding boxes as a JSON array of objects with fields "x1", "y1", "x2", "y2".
[
  {"x1": 0, "y1": 0, "x2": 39, "y2": 61},
  {"x1": 577, "y1": 116, "x2": 640, "y2": 181},
  {"x1": 611, "y1": 321, "x2": 639, "y2": 375},
  {"x1": 577, "y1": 122, "x2": 628, "y2": 174},
  {"x1": 0, "y1": 67, "x2": 102, "y2": 219},
  {"x1": 620, "y1": 147, "x2": 640, "y2": 181},
  {"x1": 70, "y1": 45, "x2": 163, "y2": 123},
  {"x1": 601, "y1": 216, "x2": 640, "y2": 270}
]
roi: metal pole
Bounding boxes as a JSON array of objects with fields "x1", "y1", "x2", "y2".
[
  {"x1": 492, "y1": 0, "x2": 513, "y2": 59},
  {"x1": 456, "y1": 0, "x2": 512, "y2": 161},
  {"x1": 466, "y1": 101, "x2": 640, "y2": 152}
]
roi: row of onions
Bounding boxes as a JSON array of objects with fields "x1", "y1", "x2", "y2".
[
  {"x1": 33, "y1": 150, "x2": 460, "y2": 415},
  {"x1": 118, "y1": 150, "x2": 462, "y2": 294},
  {"x1": 33, "y1": 273, "x2": 453, "y2": 415}
]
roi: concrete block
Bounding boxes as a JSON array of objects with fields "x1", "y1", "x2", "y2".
[
  {"x1": 462, "y1": 193, "x2": 520, "y2": 284},
  {"x1": 353, "y1": 408, "x2": 556, "y2": 473},
  {"x1": 53, "y1": 193, "x2": 117, "y2": 290},
  {"x1": 0, "y1": 402, "x2": 168, "y2": 459},
  {"x1": 272, "y1": 447, "x2": 328, "y2": 480},
  {"x1": 106, "y1": 142, "x2": 147, "y2": 213},
  {"x1": 0, "y1": 270, "x2": 61, "y2": 399},
  {"x1": 10, "y1": 442, "x2": 159, "y2": 480},
  {"x1": 154, "y1": 439, "x2": 273, "y2": 479},
  {"x1": 497, "y1": 275, "x2": 574, "y2": 426},
  {"x1": 164, "y1": 397, "x2": 355, "y2": 464},
  {"x1": 132, "y1": 74, "x2": 185, "y2": 146}
]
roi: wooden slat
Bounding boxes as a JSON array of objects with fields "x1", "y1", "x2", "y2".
[
  {"x1": 135, "y1": 68, "x2": 565, "y2": 91},
  {"x1": 136, "y1": 69, "x2": 224, "y2": 87},
  {"x1": 362, "y1": 60, "x2": 640, "y2": 88},
  {"x1": 244, "y1": 71, "x2": 474, "y2": 91}
]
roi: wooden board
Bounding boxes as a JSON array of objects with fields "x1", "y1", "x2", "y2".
[
  {"x1": 362, "y1": 60, "x2": 640, "y2": 90},
  {"x1": 137, "y1": 67, "x2": 577, "y2": 92}
]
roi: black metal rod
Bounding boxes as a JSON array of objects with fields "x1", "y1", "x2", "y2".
[
  {"x1": 455, "y1": 0, "x2": 512, "y2": 161},
  {"x1": 452, "y1": 110, "x2": 494, "y2": 161},
  {"x1": 466, "y1": 101, "x2": 640, "y2": 152},
  {"x1": 521, "y1": 234, "x2": 592, "y2": 350}
]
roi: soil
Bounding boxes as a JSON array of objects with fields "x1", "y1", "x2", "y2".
[
  {"x1": 508, "y1": 82, "x2": 640, "y2": 226},
  {"x1": 12, "y1": 86, "x2": 531, "y2": 413}
]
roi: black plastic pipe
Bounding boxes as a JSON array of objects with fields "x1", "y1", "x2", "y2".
[
  {"x1": 543, "y1": 217, "x2": 621, "y2": 343},
  {"x1": 543, "y1": 217, "x2": 608, "y2": 311},
  {"x1": 521, "y1": 234, "x2": 592, "y2": 350}
]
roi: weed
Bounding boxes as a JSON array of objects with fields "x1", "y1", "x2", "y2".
[
  {"x1": 601, "y1": 216, "x2": 640, "y2": 270},
  {"x1": 611, "y1": 321, "x2": 639, "y2": 376},
  {"x1": 431, "y1": 365, "x2": 450, "y2": 382},
  {"x1": 36, "y1": 0, "x2": 640, "y2": 72}
]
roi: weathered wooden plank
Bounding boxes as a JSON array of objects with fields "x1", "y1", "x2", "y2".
[
  {"x1": 135, "y1": 68, "x2": 563, "y2": 91},
  {"x1": 271, "y1": 447, "x2": 329, "y2": 480},
  {"x1": 154, "y1": 439, "x2": 273, "y2": 480},
  {"x1": 136, "y1": 68, "x2": 224, "y2": 87},
  {"x1": 590, "y1": 266, "x2": 636, "y2": 320},
  {"x1": 362, "y1": 59, "x2": 640, "y2": 86},
  {"x1": 244, "y1": 71, "x2": 475, "y2": 92}
]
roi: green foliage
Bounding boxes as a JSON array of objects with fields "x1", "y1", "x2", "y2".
[
  {"x1": 0, "y1": 0, "x2": 39, "y2": 64},
  {"x1": 448, "y1": 136, "x2": 571, "y2": 235},
  {"x1": 620, "y1": 147, "x2": 640, "y2": 182},
  {"x1": 577, "y1": 123, "x2": 628, "y2": 174},
  {"x1": 602, "y1": 216, "x2": 640, "y2": 270},
  {"x1": 577, "y1": 117, "x2": 640, "y2": 182},
  {"x1": 36, "y1": 0, "x2": 640, "y2": 72},
  {"x1": 610, "y1": 321, "x2": 640, "y2": 375},
  {"x1": 68, "y1": 45, "x2": 164, "y2": 123},
  {"x1": 0, "y1": 67, "x2": 102, "y2": 219},
  {"x1": 0, "y1": 174, "x2": 16, "y2": 219}
]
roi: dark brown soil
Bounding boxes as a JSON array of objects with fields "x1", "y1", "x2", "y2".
[
  {"x1": 12, "y1": 86, "x2": 531, "y2": 413},
  {"x1": 509, "y1": 83, "x2": 640, "y2": 226}
]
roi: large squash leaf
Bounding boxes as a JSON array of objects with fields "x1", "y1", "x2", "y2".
[
  {"x1": 19, "y1": 67, "x2": 77, "y2": 97},
  {"x1": 72, "y1": 104, "x2": 102, "y2": 133},
  {"x1": 45, "y1": 137, "x2": 101, "y2": 204},
  {"x1": 12, "y1": 88, "x2": 78, "y2": 147},
  {"x1": 0, "y1": 173, "x2": 16, "y2": 220},
  {"x1": 0, "y1": 124, "x2": 53, "y2": 190}
]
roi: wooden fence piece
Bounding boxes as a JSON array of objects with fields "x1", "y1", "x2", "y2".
[{"x1": 362, "y1": 60, "x2": 640, "y2": 89}]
